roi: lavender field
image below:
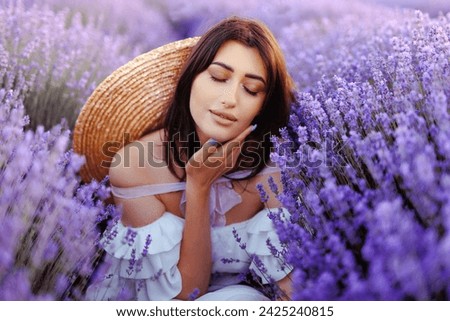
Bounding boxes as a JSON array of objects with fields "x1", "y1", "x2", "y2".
[{"x1": 1, "y1": 0, "x2": 450, "y2": 300}]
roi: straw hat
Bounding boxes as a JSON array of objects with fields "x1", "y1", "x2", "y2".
[{"x1": 73, "y1": 37, "x2": 200, "y2": 182}]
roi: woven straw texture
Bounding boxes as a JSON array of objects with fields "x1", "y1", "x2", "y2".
[{"x1": 73, "y1": 37, "x2": 199, "y2": 182}]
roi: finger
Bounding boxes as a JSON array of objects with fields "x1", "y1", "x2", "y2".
[
  {"x1": 235, "y1": 124, "x2": 257, "y2": 142},
  {"x1": 223, "y1": 142, "x2": 241, "y2": 170},
  {"x1": 191, "y1": 125, "x2": 256, "y2": 169},
  {"x1": 201, "y1": 138, "x2": 220, "y2": 162},
  {"x1": 220, "y1": 124, "x2": 256, "y2": 169},
  {"x1": 227, "y1": 124, "x2": 256, "y2": 147},
  {"x1": 220, "y1": 124, "x2": 256, "y2": 158},
  {"x1": 188, "y1": 138, "x2": 219, "y2": 168}
]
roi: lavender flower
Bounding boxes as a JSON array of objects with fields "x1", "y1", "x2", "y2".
[
  {"x1": 141, "y1": 234, "x2": 152, "y2": 257},
  {"x1": 123, "y1": 229, "x2": 138, "y2": 247},
  {"x1": 256, "y1": 183, "x2": 269, "y2": 203},
  {"x1": 0, "y1": 2, "x2": 137, "y2": 130},
  {"x1": 366, "y1": 0, "x2": 450, "y2": 17},
  {"x1": 188, "y1": 288, "x2": 200, "y2": 301},
  {"x1": 23, "y1": 0, "x2": 177, "y2": 51},
  {"x1": 127, "y1": 249, "x2": 137, "y2": 276},
  {"x1": 270, "y1": 9, "x2": 450, "y2": 300},
  {"x1": 0, "y1": 90, "x2": 120, "y2": 300},
  {"x1": 2, "y1": 0, "x2": 450, "y2": 302}
]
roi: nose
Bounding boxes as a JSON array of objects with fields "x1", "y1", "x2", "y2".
[{"x1": 220, "y1": 81, "x2": 238, "y2": 107}]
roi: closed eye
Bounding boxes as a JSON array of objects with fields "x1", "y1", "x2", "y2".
[
  {"x1": 210, "y1": 76, "x2": 227, "y2": 83},
  {"x1": 244, "y1": 87, "x2": 258, "y2": 96},
  {"x1": 210, "y1": 74, "x2": 261, "y2": 96}
]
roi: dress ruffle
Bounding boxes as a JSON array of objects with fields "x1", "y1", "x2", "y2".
[
  {"x1": 245, "y1": 208, "x2": 293, "y2": 284},
  {"x1": 86, "y1": 208, "x2": 292, "y2": 300},
  {"x1": 86, "y1": 212, "x2": 184, "y2": 300},
  {"x1": 210, "y1": 208, "x2": 293, "y2": 286}
]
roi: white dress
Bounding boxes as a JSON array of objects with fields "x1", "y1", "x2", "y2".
[{"x1": 85, "y1": 168, "x2": 292, "y2": 301}]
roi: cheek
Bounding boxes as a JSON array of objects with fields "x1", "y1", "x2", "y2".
[
  {"x1": 190, "y1": 77, "x2": 217, "y2": 109},
  {"x1": 189, "y1": 79, "x2": 201, "y2": 107},
  {"x1": 242, "y1": 98, "x2": 264, "y2": 120},
  {"x1": 189, "y1": 82, "x2": 205, "y2": 119}
]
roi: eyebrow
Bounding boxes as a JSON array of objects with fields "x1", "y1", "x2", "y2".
[{"x1": 211, "y1": 61, "x2": 266, "y2": 85}]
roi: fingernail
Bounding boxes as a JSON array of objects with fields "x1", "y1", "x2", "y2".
[
  {"x1": 207, "y1": 138, "x2": 218, "y2": 145},
  {"x1": 251, "y1": 124, "x2": 257, "y2": 132}
]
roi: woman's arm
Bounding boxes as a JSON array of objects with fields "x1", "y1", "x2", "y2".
[
  {"x1": 277, "y1": 274, "x2": 293, "y2": 300},
  {"x1": 175, "y1": 125, "x2": 256, "y2": 300},
  {"x1": 175, "y1": 180, "x2": 212, "y2": 299},
  {"x1": 109, "y1": 127, "x2": 256, "y2": 300}
]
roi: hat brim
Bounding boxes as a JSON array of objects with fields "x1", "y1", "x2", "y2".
[{"x1": 73, "y1": 37, "x2": 200, "y2": 182}]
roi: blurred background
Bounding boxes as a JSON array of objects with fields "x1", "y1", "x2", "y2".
[
  {"x1": 1, "y1": 0, "x2": 448, "y2": 130},
  {"x1": 1, "y1": 0, "x2": 450, "y2": 301}
]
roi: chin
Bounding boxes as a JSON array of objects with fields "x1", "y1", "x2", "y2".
[
  {"x1": 207, "y1": 131, "x2": 234, "y2": 144},
  {"x1": 198, "y1": 123, "x2": 245, "y2": 144},
  {"x1": 210, "y1": 134, "x2": 230, "y2": 144}
]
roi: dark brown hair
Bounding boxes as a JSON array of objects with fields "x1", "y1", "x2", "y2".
[{"x1": 162, "y1": 16, "x2": 296, "y2": 180}]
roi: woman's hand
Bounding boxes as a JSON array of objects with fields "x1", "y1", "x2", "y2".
[
  {"x1": 185, "y1": 124, "x2": 255, "y2": 190},
  {"x1": 176, "y1": 124, "x2": 255, "y2": 299}
]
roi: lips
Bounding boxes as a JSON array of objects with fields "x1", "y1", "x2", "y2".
[{"x1": 210, "y1": 109, "x2": 237, "y2": 121}]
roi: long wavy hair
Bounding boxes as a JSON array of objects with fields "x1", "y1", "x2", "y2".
[{"x1": 161, "y1": 16, "x2": 296, "y2": 180}]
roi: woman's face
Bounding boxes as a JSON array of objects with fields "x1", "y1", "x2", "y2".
[{"x1": 190, "y1": 40, "x2": 267, "y2": 144}]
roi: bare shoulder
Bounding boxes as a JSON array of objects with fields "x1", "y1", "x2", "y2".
[
  {"x1": 109, "y1": 129, "x2": 167, "y2": 187},
  {"x1": 108, "y1": 129, "x2": 175, "y2": 227}
]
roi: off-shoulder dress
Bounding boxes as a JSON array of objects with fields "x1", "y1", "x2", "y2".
[{"x1": 85, "y1": 167, "x2": 292, "y2": 301}]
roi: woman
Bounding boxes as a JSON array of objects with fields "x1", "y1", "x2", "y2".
[{"x1": 86, "y1": 16, "x2": 296, "y2": 301}]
